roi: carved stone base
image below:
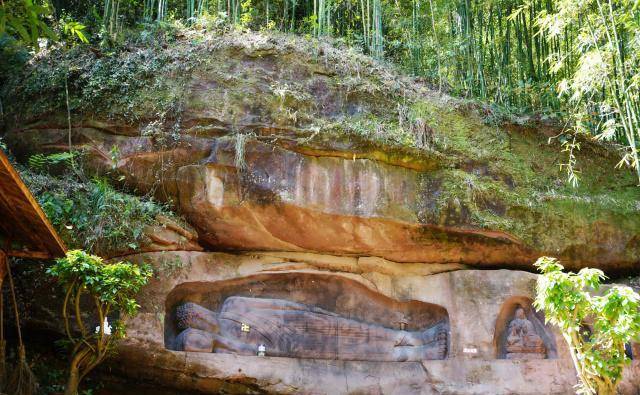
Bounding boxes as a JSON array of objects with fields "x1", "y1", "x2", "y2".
[
  {"x1": 506, "y1": 352, "x2": 546, "y2": 360},
  {"x1": 506, "y1": 344, "x2": 546, "y2": 354}
]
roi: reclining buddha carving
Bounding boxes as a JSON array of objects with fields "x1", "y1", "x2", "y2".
[{"x1": 173, "y1": 296, "x2": 448, "y2": 361}]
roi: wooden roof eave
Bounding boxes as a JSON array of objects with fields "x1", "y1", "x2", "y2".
[{"x1": 0, "y1": 149, "x2": 67, "y2": 260}]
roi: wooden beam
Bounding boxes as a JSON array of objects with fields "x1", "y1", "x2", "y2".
[
  {"x1": 3, "y1": 235, "x2": 52, "y2": 259},
  {"x1": 0, "y1": 184, "x2": 49, "y2": 253},
  {"x1": 0, "y1": 149, "x2": 67, "y2": 257},
  {"x1": 5, "y1": 249, "x2": 52, "y2": 259}
]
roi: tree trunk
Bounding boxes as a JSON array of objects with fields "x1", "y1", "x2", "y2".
[
  {"x1": 64, "y1": 366, "x2": 80, "y2": 395},
  {"x1": 596, "y1": 381, "x2": 617, "y2": 395}
]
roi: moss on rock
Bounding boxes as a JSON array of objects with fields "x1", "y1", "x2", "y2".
[{"x1": 2, "y1": 28, "x2": 639, "y2": 271}]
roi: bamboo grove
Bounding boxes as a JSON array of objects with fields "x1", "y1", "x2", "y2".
[
  {"x1": 132, "y1": 0, "x2": 573, "y2": 110},
  {"x1": 2, "y1": 0, "x2": 640, "y2": 183},
  {"x1": 30, "y1": 0, "x2": 633, "y2": 112}
]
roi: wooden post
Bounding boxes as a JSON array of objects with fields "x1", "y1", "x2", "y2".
[
  {"x1": 0, "y1": 237, "x2": 9, "y2": 285},
  {"x1": 0, "y1": 249, "x2": 6, "y2": 286},
  {"x1": 0, "y1": 247, "x2": 6, "y2": 357}
]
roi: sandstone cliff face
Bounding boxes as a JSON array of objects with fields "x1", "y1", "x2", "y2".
[
  {"x1": 4, "y1": 31, "x2": 640, "y2": 272},
  {"x1": 14, "y1": 250, "x2": 640, "y2": 394},
  {"x1": 2, "y1": 30, "x2": 640, "y2": 394},
  {"x1": 106, "y1": 252, "x2": 640, "y2": 394}
]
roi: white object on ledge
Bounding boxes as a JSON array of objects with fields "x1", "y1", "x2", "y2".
[
  {"x1": 95, "y1": 317, "x2": 112, "y2": 336},
  {"x1": 257, "y1": 344, "x2": 266, "y2": 357}
]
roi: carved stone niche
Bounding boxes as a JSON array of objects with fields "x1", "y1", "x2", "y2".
[
  {"x1": 494, "y1": 296, "x2": 557, "y2": 360},
  {"x1": 164, "y1": 272, "x2": 450, "y2": 362}
]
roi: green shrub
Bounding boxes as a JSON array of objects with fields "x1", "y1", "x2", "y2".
[
  {"x1": 22, "y1": 169, "x2": 175, "y2": 255},
  {"x1": 534, "y1": 257, "x2": 640, "y2": 395},
  {"x1": 47, "y1": 250, "x2": 152, "y2": 395}
]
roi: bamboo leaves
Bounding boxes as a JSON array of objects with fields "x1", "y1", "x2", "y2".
[
  {"x1": 0, "y1": 0, "x2": 57, "y2": 48},
  {"x1": 541, "y1": 0, "x2": 640, "y2": 184},
  {"x1": 62, "y1": 20, "x2": 88, "y2": 43}
]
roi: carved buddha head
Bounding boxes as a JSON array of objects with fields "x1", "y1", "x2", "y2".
[{"x1": 396, "y1": 313, "x2": 409, "y2": 330}]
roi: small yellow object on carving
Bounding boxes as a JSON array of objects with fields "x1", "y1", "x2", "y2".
[{"x1": 241, "y1": 323, "x2": 250, "y2": 332}]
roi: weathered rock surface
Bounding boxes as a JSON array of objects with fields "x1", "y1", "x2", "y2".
[
  {"x1": 3, "y1": 31, "x2": 640, "y2": 394},
  {"x1": 139, "y1": 214, "x2": 203, "y2": 254},
  {"x1": 111, "y1": 349, "x2": 640, "y2": 395},
  {"x1": 14, "y1": 249, "x2": 640, "y2": 394},
  {"x1": 3, "y1": 31, "x2": 640, "y2": 272},
  {"x1": 103, "y1": 251, "x2": 638, "y2": 394}
]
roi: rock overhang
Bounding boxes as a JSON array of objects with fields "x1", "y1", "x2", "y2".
[
  {"x1": 3, "y1": 30, "x2": 640, "y2": 272},
  {"x1": 5, "y1": 119, "x2": 640, "y2": 272}
]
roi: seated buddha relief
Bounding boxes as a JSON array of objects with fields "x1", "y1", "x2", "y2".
[
  {"x1": 505, "y1": 306, "x2": 546, "y2": 359},
  {"x1": 495, "y1": 298, "x2": 556, "y2": 360},
  {"x1": 172, "y1": 296, "x2": 449, "y2": 361}
]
